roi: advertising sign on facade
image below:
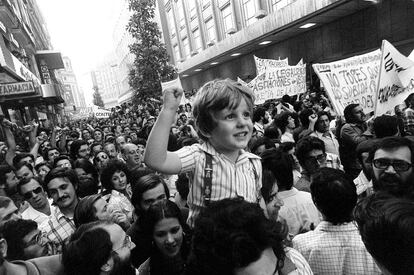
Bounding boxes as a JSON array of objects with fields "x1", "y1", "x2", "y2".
[{"x1": 0, "y1": 81, "x2": 35, "y2": 96}]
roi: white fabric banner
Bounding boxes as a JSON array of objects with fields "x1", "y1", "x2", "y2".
[
  {"x1": 248, "y1": 64, "x2": 306, "y2": 105},
  {"x1": 375, "y1": 40, "x2": 414, "y2": 116},
  {"x1": 313, "y1": 49, "x2": 381, "y2": 115},
  {"x1": 254, "y1": 55, "x2": 289, "y2": 75}
]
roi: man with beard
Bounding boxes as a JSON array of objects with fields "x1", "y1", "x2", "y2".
[
  {"x1": 369, "y1": 136, "x2": 414, "y2": 198},
  {"x1": 40, "y1": 168, "x2": 78, "y2": 253},
  {"x1": 18, "y1": 177, "x2": 55, "y2": 225},
  {"x1": 63, "y1": 221, "x2": 136, "y2": 275}
]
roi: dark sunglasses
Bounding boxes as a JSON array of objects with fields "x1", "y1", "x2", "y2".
[
  {"x1": 373, "y1": 158, "x2": 412, "y2": 172},
  {"x1": 305, "y1": 153, "x2": 327, "y2": 164},
  {"x1": 23, "y1": 186, "x2": 43, "y2": 200}
]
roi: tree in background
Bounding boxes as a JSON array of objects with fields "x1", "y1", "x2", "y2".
[
  {"x1": 92, "y1": 86, "x2": 105, "y2": 108},
  {"x1": 127, "y1": 0, "x2": 176, "y2": 104}
]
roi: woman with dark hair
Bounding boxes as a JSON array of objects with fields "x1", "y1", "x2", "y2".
[
  {"x1": 137, "y1": 199, "x2": 191, "y2": 275},
  {"x1": 100, "y1": 159, "x2": 134, "y2": 224},
  {"x1": 73, "y1": 159, "x2": 100, "y2": 197}
]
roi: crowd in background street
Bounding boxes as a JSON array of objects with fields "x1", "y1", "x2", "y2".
[{"x1": 0, "y1": 78, "x2": 413, "y2": 275}]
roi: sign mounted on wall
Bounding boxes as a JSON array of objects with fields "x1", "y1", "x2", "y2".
[{"x1": 0, "y1": 81, "x2": 35, "y2": 96}]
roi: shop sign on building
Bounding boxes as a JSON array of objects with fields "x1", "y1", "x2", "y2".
[{"x1": 0, "y1": 81, "x2": 35, "y2": 96}]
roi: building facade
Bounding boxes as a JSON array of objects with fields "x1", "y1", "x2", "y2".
[
  {"x1": 156, "y1": 0, "x2": 414, "y2": 92},
  {"x1": 0, "y1": 0, "x2": 65, "y2": 125},
  {"x1": 91, "y1": 52, "x2": 121, "y2": 109},
  {"x1": 55, "y1": 56, "x2": 86, "y2": 112}
]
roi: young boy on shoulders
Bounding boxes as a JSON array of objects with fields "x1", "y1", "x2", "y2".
[{"x1": 144, "y1": 79, "x2": 263, "y2": 226}]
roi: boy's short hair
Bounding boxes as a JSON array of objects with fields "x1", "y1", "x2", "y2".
[{"x1": 193, "y1": 78, "x2": 255, "y2": 141}]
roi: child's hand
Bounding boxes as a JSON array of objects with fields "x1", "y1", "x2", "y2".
[{"x1": 163, "y1": 88, "x2": 183, "y2": 111}]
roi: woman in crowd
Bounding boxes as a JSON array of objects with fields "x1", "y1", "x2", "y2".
[
  {"x1": 137, "y1": 199, "x2": 191, "y2": 275},
  {"x1": 100, "y1": 159, "x2": 134, "y2": 223}
]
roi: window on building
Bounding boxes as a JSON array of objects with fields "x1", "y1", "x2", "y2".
[
  {"x1": 242, "y1": 0, "x2": 258, "y2": 26},
  {"x1": 193, "y1": 28, "x2": 202, "y2": 51},
  {"x1": 167, "y1": 8, "x2": 176, "y2": 37},
  {"x1": 176, "y1": 0, "x2": 186, "y2": 29},
  {"x1": 182, "y1": 37, "x2": 190, "y2": 58},
  {"x1": 221, "y1": 3, "x2": 234, "y2": 36},
  {"x1": 187, "y1": 0, "x2": 198, "y2": 20},
  {"x1": 201, "y1": 0, "x2": 210, "y2": 9},
  {"x1": 205, "y1": 18, "x2": 216, "y2": 43},
  {"x1": 271, "y1": 0, "x2": 290, "y2": 11},
  {"x1": 173, "y1": 44, "x2": 181, "y2": 61}
]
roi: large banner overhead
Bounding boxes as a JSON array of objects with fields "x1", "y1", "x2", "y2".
[
  {"x1": 375, "y1": 40, "x2": 414, "y2": 116},
  {"x1": 248, "y1": 64, "x2": 306, "y2": 105},
  {"x1": 313, "y1": 49, "x2": 381, "y2": 115},
  {"x1": 254, "y1": 55, "x2": 289, "y2": 75},
  {"x1": 92, "y1": 105, "x2": 111, "y2": 118}
]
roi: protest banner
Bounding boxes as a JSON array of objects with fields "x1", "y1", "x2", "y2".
[
  {"x1": 254, "y1": 55, "x2": 289, "y2": 75},
  {"x1": 92, "y1": 105, "x2": 111, "y2": 119},
  {"x1": 313, "y1": 49, "x2": 381, "y2": 115},
  {"x1": 398, "y1": 49, "x2": 414, "y2": 88},
  {"x1": 375, "y1": 40, "x2": 414, "y2": 116},
  {"x1": 248, "y1": 64, "x2": 306, "y2": 105},
  {"x1": 161, "y1": 77, "x2": 186, "y2": 105}
]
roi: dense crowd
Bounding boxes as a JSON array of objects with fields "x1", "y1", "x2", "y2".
[{"x1": 0, "y1": 78, "x2": 413, "y2": 275}]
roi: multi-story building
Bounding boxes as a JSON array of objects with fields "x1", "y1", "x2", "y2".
[
  {"x1": 113, "y1": 0, "x2": 135, "y2": 105},
  {"x1": 91, "y1": 52, "x2": 121, "y2": 108},
  {"x1": 0, "y1": 0, "x2": 65, "y2": 124},
  {"x1": 156, "y1": 0, "x2": 414, "y2": 91},
  {"x1": 55, "y1": 56, "x2": 86, "y2": 112}
]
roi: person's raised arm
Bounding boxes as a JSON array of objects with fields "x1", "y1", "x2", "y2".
[
  {"x1": 144, "y1": 88, "x2": 182, "y2": 174},
  {"x1": 1, "y1": 119, "x2": 16, "y2": 167}
]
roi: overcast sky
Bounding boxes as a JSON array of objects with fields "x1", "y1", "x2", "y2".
[{"x1": 36, "y1": 0, "x2": 124, "y2": 105}]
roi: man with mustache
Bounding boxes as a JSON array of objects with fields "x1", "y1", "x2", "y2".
[
  {"x1": 369, "y1": 137, "x2": 414, "y2": 198},
  {"x1": 39, "y1": 167, "x2": 78, "y2": 254}
]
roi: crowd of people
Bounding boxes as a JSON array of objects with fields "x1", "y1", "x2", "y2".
[{"x1": 0, "y1": 78, "x2": 413, "y2": 275}]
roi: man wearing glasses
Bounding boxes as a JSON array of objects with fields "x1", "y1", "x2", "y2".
[
  {"x1": 295, "y1": 136, "x2": 342, "y2": 193},
  {"x1": 18, "y1": 177, "x2": 54, "y2": 226},
  {"x1": 1, "y1": 219, "x2": 56, "y2": 260},
  {"x1": 369, "y1": 137, "x2": 414, "y2": 198}
]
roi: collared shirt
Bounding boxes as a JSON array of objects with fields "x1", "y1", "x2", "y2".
[
  {"x1": 22, "y1": 199, "x2": 55, "y2": 226},
  {"x1": 292, "y1": 221, "x2": 381, "y2": 275},
  {"x1": 281, "y1": 132, "x2": 295, "y2": 143},
  {"x1": 311, "y1": 131, "x2": 339, "y2": 156},
  {"x1": 39, "y1": 207, "x2": 75, "y2": 254},
  {"x1": 177, "y1": 142, "x2": 262, "y2": 227},
  {"x1": 278, "y1": 188, "x2": 321, "y2": 236},
  {"x1": 254, "y1": 122, "x2": 264, "y2": 136}
]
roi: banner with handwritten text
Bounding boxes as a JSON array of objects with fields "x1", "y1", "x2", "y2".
[
  {"x1": 313, "y1": 49, "x2": 381, "y2": 115},
  {"x1": 248, "y1": 65, "x2": 306, "y2": 105},
  {"x1": 254, "y1": 56, "x2": 289, "y2": 75},
  {"x1": 375, "y1": 40, "x2": 414, "y2": 116}
]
